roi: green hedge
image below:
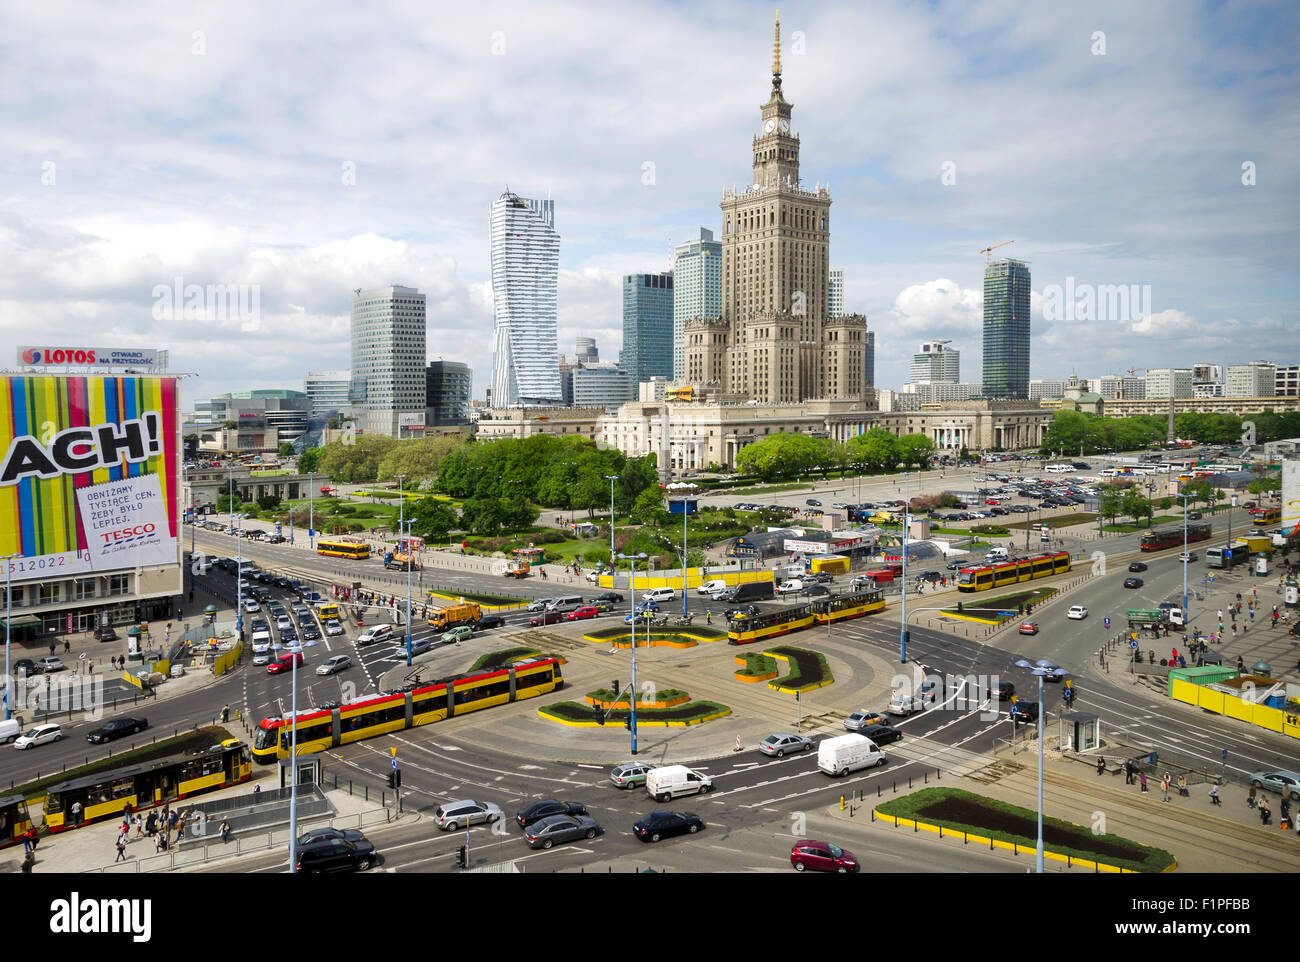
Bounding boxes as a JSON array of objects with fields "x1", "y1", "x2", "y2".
[
  {"x1": 737, "y1": 653, "x2": 778, "y2": 676},
  {"x1": 541, "y1": 701, "x2": 731, "y2": 724},
  {"x1": 766, "y1": 646, "x2": 833, "y2": 690},
  {"x1": 469, "y1": 648, "x2": 541, "y2": 671},
  {"x1": 586, "y1": 688, "x2": 688, "y2": 703}
]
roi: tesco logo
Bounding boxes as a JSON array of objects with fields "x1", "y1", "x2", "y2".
[{"x1": 100, "y1": 523, "x2": 156, "y2": 544}]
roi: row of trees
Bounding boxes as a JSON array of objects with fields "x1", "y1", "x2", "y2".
[
  {"x1": 734, "y1": 429, "x2": 935, "y2": 482},
  {"x1": 1041, "y1": 409, "x2": 1300, "y2": 455},
  {"x1": 308, "y1": 435, "x2": 469, "y2": 486}
]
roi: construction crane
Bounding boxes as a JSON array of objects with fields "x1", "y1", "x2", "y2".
[{"x1": 980, "y1": 240, "x2": 1014, "y2": 265}]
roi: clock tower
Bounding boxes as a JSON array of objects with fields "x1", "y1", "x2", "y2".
[{"x1": 753, "y1": 13, "x2": 798, "y2": 189}]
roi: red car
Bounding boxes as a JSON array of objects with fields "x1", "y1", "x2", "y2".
[
  {"x1": 529, "y1": 611, "x2": 564, "y2": 627},
  {"x1": 267, "y1": 652, "x2": 305, "y2": 674},
  {"x1": 790, "y1": 840, "x2": 859, "y2": 873},
  {"x1": 985, "y1": 498, "x2": 1003, "y2": 505},
  {"x1": 567, "y1": 605, "x2": 599, "y2": 621},
  {"x1": 1018, "y1": 622, "x2": 1039, "y2": 636}
]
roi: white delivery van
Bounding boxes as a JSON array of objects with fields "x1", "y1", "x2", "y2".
[
  {"x1": 642, "y1": 587, "x2": 676, "y2": 603},
  {"x1": 697, "y1": 579, "x2": 728, "y2": 596},
  {"x1": 780, "y1": 564, "x2": 806, "y2": 579},
  {"x1": 645, "y1": 765, "x2": 713, "y2": 802},
  {"x1": 818, "y1": 734, "x2": 886, "y2": 777},
  {"x1": 985, "y1": 547, "x2": 1009, "y2": 561},
  {"x1": 0, "y1": 719, "x2": 21, "y2": 744},
  {"x1": 251, "y1": 630, "x2": 273, "y2": 665}
]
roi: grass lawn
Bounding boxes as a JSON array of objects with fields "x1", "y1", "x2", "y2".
[
  {"x1": 736, "y1": 652, "x2": 778, "y2": 677},
  {"x1": 877, "y1": 787, "x2": 1175, "y2": 872},
  {"x1": 941, "y1": 585, "x2": 1057, "y2": 619},
  {"x1": 724, "y1": 482, "x2": 815, "y2": 496},
  {"x1": 468, "y1": 648, "x2": 542, "y2": 671},
  {"x1": 1102, "y1": 515, "x2": 1180, "y2": 533},
  {"x1": 540, "y1": 700, "x2": 731, "y2": 725}
]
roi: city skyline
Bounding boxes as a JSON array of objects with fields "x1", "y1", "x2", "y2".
[{"x1": 1, "y1": 2, "x2": 1295, "y2": 406}]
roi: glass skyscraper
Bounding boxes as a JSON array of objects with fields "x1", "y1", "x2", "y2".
[
  {"x1": 620, "y1": 271, "x2": 674, "y2": 383},
  {"x1": 426, "y1": 360, "x2": 473, "y2": 425},
  {"x1": 864, "y1": 329, "x2": 875, "y2": 387},
  {"x1": 982, "y1": 258, "x2": 1031, "y2": 398},
  {"x1": 490, "y1": 191, "x2": 561, "y2": 406},
  {"x1": 350, "y1": 285, "x2": 427, "y2": 437},
  {"x1": 672, "y1": 228, "x2": 721, "y2": 379}
]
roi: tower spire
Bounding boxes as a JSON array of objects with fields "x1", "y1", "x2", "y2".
[{"x1": 772, "y1": 10, "x2": 781, "y2": 88}]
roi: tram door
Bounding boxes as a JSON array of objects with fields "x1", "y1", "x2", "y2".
[{"x1": 136, "y1": 772, "x2": 160, "y2": 805}]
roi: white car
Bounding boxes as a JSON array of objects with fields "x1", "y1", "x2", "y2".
[
  {"x1": 356, "y1": 624, "x2": 395, "y2": 646},
  {"x1": 776, "y1": 580, "x2": 804, "y2": 595},
  {"x1": 243, "y1": 599, "x2": 260, "y2": 613},
  {"x1": 15, "y1": 724, "x2": 63, "y2": 749},
  {"x1": 1067, "y1": 605, "x2": 1088, "y2": 620},
  {"x1": 316, "y1": 654, "x2": 352, "y2": 676},
  {"x1": 697, "y1": 579, "x2": 728, "y2": 595},
  {"x1": 323, "y1": 620, "x2": 345, "y2": 637}
]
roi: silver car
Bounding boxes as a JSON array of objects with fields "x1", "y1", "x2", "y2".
[
  {"x1": 316, "y1": 654, "x2": 352, "y2": 676},
  {"x1": 434, "y1": 799, "x2": 504, "y2": 831},
  {"x1": 610, "y1": 761, "x2": 653, "y2": 789},
  {"x1": 522, "y1": 813, "x2": 602, "y2": 849},
  {"x1": 758, "y1": 733, "x2": 814, "y2": 757},
  {"x1": 1250, "y1": 771, "x2": 1300, "y2": 801}
]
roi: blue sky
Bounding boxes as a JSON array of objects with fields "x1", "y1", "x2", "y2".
[{"x1": 0, "y1": 0, "x2": 1295, "y2": 407}]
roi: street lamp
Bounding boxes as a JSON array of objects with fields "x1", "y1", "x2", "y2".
[
  {"x1": 604, "y1": 475, "x2": 619, "y2": 585},
  {"x1": 1013, "y1": 658, "x2": 1068, "y2": 873},
  {"x1": 4, "y1": 551, "x2": 21, "y2": 720},
  {"x1": 617, "y1": 551, "x2": 648, "y2": 755},
  {"x1": 1177, "y1": 492, "x2": 1192, "y2": 625},
  {"x1": 670, "y1": 496, "x2": 690, "y2": 618},
  {"x1": 227, "y1": 464, "x2": 235, "y2": 536},
  {"x1": 402, "y1": 520, "x2": 415, "y2": 667},
  {"x1": 898, "y1": 466, "x2": 913, "y2": 664},
  {"x1": 235, "y1": 514, "x2": 247, "y2": 642},
  {"x1": 285, "y1": 636, "x2": 304, "y2": 874},
  {"x1": 307, "y1": 472, "x2": 316, "y2": 551}
]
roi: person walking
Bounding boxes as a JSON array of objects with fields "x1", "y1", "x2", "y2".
[
  {"x1": 220, "y1": 818, "x2": 231, "y2": 843},
  {"x1": 1209, "y1": 782, "x2": 1221, "y2": 806},
  {"x1": 1281, "y1": 797, "x2": 1292, "y2": 831},
  {"x1": 1139, "y1": 771, "x2": 1148, "y2": 793},
  {"x1": 1259, "y1": 799, "x2": 1271, "y2": 826},
  {"x1": 1097, "y1": 756, "x2": 1106, "y2": 776},
  {"x1": 1247, "y1": 784, "x2": 1257, "y2": 808},
  {"x1": 134, "y1": 813, "x2": 143, "y2": 838},
  {"x1": 115, "y1": 836, "x2": 127, "y2": 862},
  {"x1": 70, "y1": 800, "x2": 82, "y2": 825},
  {"x1": 1161, "y1": 772, "x2": 1171, "y2": 802}
]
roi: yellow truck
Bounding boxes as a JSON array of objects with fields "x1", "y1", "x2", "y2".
[
  {"x1": 810, "y1": 554, "x2": 850, "y2": 576},
  {"x1": 427, "y1": 602, "x2": 482, "y2": 630},
  {"x1": 1240, "y1": 535, "x2": 1273, "y2": 555},
  {"x1": 385, "y1": 551, "x2": 421, "y2": 571},
  {"x1": 504, "y1": 559, "x2": 530, "y2": 578}
]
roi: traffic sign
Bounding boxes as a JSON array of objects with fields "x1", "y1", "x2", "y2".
[
  {"x1": 391, "y1": 757, "x2": 398, "y2": 770},
  {"x1": 1130, "y1": 640, "x2": 1138, "y2": 649},
  {"x1": 1223, "y1": 548, "x2": 1232, "y2": 558},
  {"x1": 1104, "y1": 617, "x2": 1111, "y2": 630}
]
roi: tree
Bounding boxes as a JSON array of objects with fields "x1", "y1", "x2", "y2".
[
  {"x1": 1120, "y1": 487, "x2": 1151, "y2": 526},
  {"x1": 297, "y1": 447, "x2": 322, "y2": 474},
  {"x1": 408, "y1": 498, "x2": 459, "y2": 541},
  {"x1": 376, "y1": 435, "x2": 469, "y2": 486},
  {"x1": 318, "y1": 435, "x2": 399, "y2": 483},
  {"x1": 629, "y1": 486, "x2": 668, "y2": 525},
  {"x1": 279, "y1": 443, "x2": 295, "y2": 457},
  {"x1": 1097, "y1": 484, "x2": 1124, "y2": 525},
  {"x1": 896, "y1": 433, "x2": 935, "y2": 469},
  {"x1": 256, "y1": 493, "x2": 282, "y2": 512},
  {"x1": 459, "y1": 497, "x2": 504, "y2": 537},
  {"x1": 844, "y1": 428, "x2": 899, "y2": 472}
]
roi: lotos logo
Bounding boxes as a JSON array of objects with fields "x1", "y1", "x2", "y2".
[
  {"x1": 21, "y1": 347, "x2": 97, "y2": 364},
  {"x1": 21, "y1": 349, "x2": 41, "y2": 363}
]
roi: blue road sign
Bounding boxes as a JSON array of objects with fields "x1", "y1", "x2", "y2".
[
  {"x1": 1104, "y1": 617, "x2": 1111, "y2": 629},
  {"x1": 391, "y1": 757, "x2": 398, "y2": 770},
  {"x1": 1130, "y1": 640, "x2": 1138, "y2": 649},
  {"x1": 1224, "y1": 548, "x2": 1232, "y2": 558}
]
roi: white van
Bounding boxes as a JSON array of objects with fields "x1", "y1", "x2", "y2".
[
  {"x1": 985, "y1": 547, "x2": 1009, "y2": 562},
  {"x1": 780, "y1": 564, "x2": 805, "y2": 579},
  {"x1": 645, "y1": 765, "x2": 713, "y2": 802},
  {"x1": 251, "y1": 630, "x2": 273, "y2": 665},
  {"x1": 1045, "y1": 464, "x2": 1072, "y2": 474},
  {"x1": 697, "y1": 579, "x2": 728, "y2": 596},
  {"x1": 544, "y1": 595, "x2": 584, "y2": 612},
  {"x1": 642, "y1": 587, "x2": 676, "y2": 603},
  {"x1": 818, "y1": 734, "x2": 886, "y2": 777},
  {"x1": 0, "y1": 719, "x2": 21, "y2": 744}
]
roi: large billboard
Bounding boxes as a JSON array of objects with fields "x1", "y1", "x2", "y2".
[
  {"x1": 1283, "y1": 459, "x2": 1300, "y2": 539},
  {"x1": 0, "y1": 375, "x2": 181, "y2": 584},
  {"x1": 19, "y1": 346, "x2": 161, "y2": 369}
]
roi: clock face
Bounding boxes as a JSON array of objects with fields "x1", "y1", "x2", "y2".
[
  {"x1": 779, "y1": 119, "x2": 789, "y2": 133},
  {"x1": 764, "y1": 119, "x2": 776, "y2": 133}
]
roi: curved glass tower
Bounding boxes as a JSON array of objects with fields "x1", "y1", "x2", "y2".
[{"x1": 490, "y1": 191, "x2": 561, "y2": 406}]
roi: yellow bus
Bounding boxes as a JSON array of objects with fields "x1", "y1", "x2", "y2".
[
  {"x1": 316, "y1": 602, "x2": 340, "y2": 621},
  {"x1": 317, "y1": 537, "x2": 370, "y2": 560}
]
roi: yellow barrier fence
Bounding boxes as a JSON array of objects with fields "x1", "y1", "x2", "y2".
[{"x1": 1169, "y1": 677, "x2": 1300, "y2": 739}]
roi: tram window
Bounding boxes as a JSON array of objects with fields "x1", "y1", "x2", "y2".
[
  {"x1": 112, "y1": 778, "x2": 134, "y2": 798},
  {"x1": 516, "y1": 669, "x2": 552, "y2": 690}
]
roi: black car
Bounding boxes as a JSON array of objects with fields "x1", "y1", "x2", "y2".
[
  {"x1": 297, "y1": 827, "x2": 365, "y2": 847},
  {"x1": 989, "y1": 681, "x2": 1016, "y2": 701},
  {"x1": 515, "y1": 800, "x2": 587, "y2": 829},
  {"x1": 275, "y1": 578, "x2": 293, "y2": 589},
  {"x1": 806, "y1": 499, "x2": 822, "y2": 507},
  {"x1": 295, "y1": 834, "x2": 376, "y2": 873},
  {"x1": 1128, "y1": 562, "x2": 1148, "y2": 572},
  {"x1": 809, "y1": 572, "x2": 834, "y2": 584},
  {"x1": 266, "y1": 535, "x2": 287, "y2": 544},
  {"x1": 250, "y1": 617, "x2": 269, "y2": 631},
  {"x1": 1009, "y1": 701, "x2": 1039, "y2": 723},
  {"x1": 1188, "y1": 512, "x2": 1202, "y2": 520},
  {"x1": 13, "y1": 659, "x2": 38, "y2": 676},
  {"x1": 946, "y1": 560, "x2": 965, "y2": 570},
  {"x1": 803, "y1": 585, "x2": 831, "y2": 598},
  {"x1": 87, "y1": 717, "x2": 148, "y2": 744},
  {"x1": 94, "y1": 626, "x2": 119, "y2": 642},
  {"x1": 301, "y1": 624, "x2": 322, "y2": 641},
  {"x1": 279, "y1": 628, "x2": 299, "y2": 644},
  {"x1": 863, "y1": 724, "x2": 903, "y2": 746},
  {"x1": 592, "y1": 592, "x2": 624, "y2": 604},
  {"x1": 918, "y1": 571, "x2": 942, "y2": 583},
  {"x1": 633, "y1": 810, "x2": 705, "y2": 843},
  {"x1": 473, "y1": 615, "x2": 506, "y2": 632},
  {"x1": 1123, "y1": 577, "x2": 1144, "y2": 588}
]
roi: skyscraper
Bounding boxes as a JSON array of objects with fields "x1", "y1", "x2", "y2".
[
  {"x1": 426, "y1": 361, "x2": 473, "y2": 425},
  {"x1": 350, "y1": 285, "x2": 427, "y2": 437},
  {"x1": 490, "y1": 191, "x2": 561, "y2": 406},
  {"x1": 982, "y1": 258, "x2": 1031, "y2": 398},
  {"x1": 911, "y1": 340, "x2": 960, "y2": 383},
  {"x1": 864, "y1": 329, "x2": 875, "y2": 388},
  {"x1": 621, "y1": 271, "x2": 674, "y2": 383},
  {"x1": 672, "y1": 228, "x2": 721, "y2": 379},
  {"x1": 303, "y1": 370, "x2": 352, "y2": 418},
  {"x1": 828, "y1": 269, "x2": 843, "y2": 319}
]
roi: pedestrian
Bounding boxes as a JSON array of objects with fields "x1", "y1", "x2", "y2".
[
  {"x1": 63, "y1": 638, "x2": 70, "y2": 653},
  {"x1": 1139, "y1": 771, "x2": 1148, "y2": 793},
  {"x1": 1097, "y1": 756, "x2": 1106, "y2": 776},
  {"x1": 115, "y1": 836, "x2": 127, "y2": 862},
  {"x1": 1209, "y1": 782, "x2": 1221, "y2": 806},
  {"x1": 1232, "y1": 624, "x2": 1238, "y2": 639},
  {"x1": 1123, "y1": 759, "x2": 1133, "y2": 784},
  {"x1": 71, "y1": 800, "x2": 82, "y2": 825},
  {"x1": 145, "y1": 812, "x2": 156, "y2": 836},
  {"x1": 253, "y1": 783, "x2": 261, "y2": 798},
  {"x1": 1248, "y1": 784, "x2": 1257, "y2": 808},
  {"x1": 1161, "y1": 772, "x2": 1171, "y2": 802},
  {"x1": 1230, "y1": 608, "x2": 1236, "y2": 622},
  {"x1": 1281, "y1": 797, "x2": 1292, "y2": 830},
  {"x1": 1217, "y1": 608, "x2": 1223, "y2": 624},
  {"x1": 1259, "y1": 799, "x2": 1271, "y2": 826},
  {"x1": 1250, "y1": 609, "x2": 1255, "y2": 623},
  {"x1": 155, "y1": 833, "x2": 166, "y2": 853},
  {"x1": 135, "y1": 813, "x2": 143, "y2": 838},
  {"x1": 706, "y1": 610, "x2": 712, "y2": 625},
  {"x1": 220, "y1": 818, "x2": 231, "y2": 843}
]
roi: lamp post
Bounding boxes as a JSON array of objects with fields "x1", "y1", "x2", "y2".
[
  {"x1": 670, "y1": 497, "x2": 690, "y2": 618},
  {"x1": 4, "y1": 552, "x2": 20, "y2": 720},
  {"x1": 1177, "y1": 492, "x2": 1192, "y2": 624},
  {"x1": 605, "y1": 475, "x2": 619, "y2": 585},
  {"x1": 1227, "y1": 493, "x2": 1238, "y2": 556},
  {"x1": 286, "y1": 637, "x2": 303, "y2": 874},
  {"x1": 401, "y1": 520, "x2": 415, "y2": 666},
  {"x1": 1013, "y1": 658, "x2": 1067, "y2": 873},
  {"x1": 308, "y1": 472, "x2": 316, "y2": 551},
  {"x1": 227, "y1": 464, "x2": 234, "y2": 536},
  {"x1": 617, "y1": 552, "x2": 648, "y2": 755},
  {"x1": 899, "y1": 466, "x2": 913, "y2": 664},
  {"x1": 235, "y1": 514, "x2": 247, "y2": 642}
]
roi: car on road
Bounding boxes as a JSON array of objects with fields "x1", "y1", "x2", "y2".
[
  {"x1": 1187, "y1": 512, "x2": 1202, "y2": 520},
  {"x1": 297, "y1": 826, "x2": 366, "y2": 847},
  {"x1": 1249, "y1": 771, "x2": 1300, "y2": 801},
  {"x1": 323, "y1": 620, "x2": 345, "y2": 637},
  {"x1": 525, "y1": 599, "x2": 551, "y2": 612},
  {"x1": 94, "y1": 626, "x2": 119, "y2": 642},
  {"x1": 862, "y1": 724, "x2": 903, "y2": 746},
  {"x1": 1123, "y1": 577, "x2": 1144, "y2": 589},
  {"x1": 529, "y1": 611, "x2": 564, "y2": 627},
  {"x1": 758, "y1": 733, "x2": 815, "y2": 757},
  {"x1": 434, "y1": 799, "x2": 503, "y2": 831},
  {"x1": 723, "y1": 604, "x2": 760, "y2": 621},
  {"x1": 295, "y1": 833, "x2": 376, "y2": 873},
  {"x1": 1067, "y1": 605, "x2": 1088, "y2": 620},
  {"x1": 266, "y1": 652, "x2": 305, "y2": 674},
  {"x1": 398, "y1": 637, "x2": 434, "y2": 657},
  {"x1": 523, "y1": 813, "x2": 603, "y2": 849},
  {"x1": 610, "y1": 761, "x2": 654, "y2": 789},
  {"x1": 276, "y1": 615, "x2": 293, "y2": 631},
  {"x1": 250, "y1": 617, "x2": 269, "y2": 631},
  {"x1": 12, "y1": 659, "x2": 37, "y2": 677},
  {"x1": 473, "y1": 615, "x2": 506, "y2": 632},
  {"x1": 37, "y1": 656, "x2": 66, "y2": 673},
  {"x1": 808, "y1": 572, "x2": 834, "y2": 584},
  {"x1": 591, "y1": 592, "x2": 624, "y2": 605},
  {"x1": 1009, "y1": 701, "x2": 1039, "y2": 723},
  {"x1": 356, "y1": 624, "x2": 394, "y2": 646},
  {"x1": 803, "y1": 585, "x2": 831, "y2": 598},
  {"x1": 988, "y1": 681, "x2": 1016, "y2": 701},
  {"x1": 945, "y1": 560, "x2": 966, "y2": 570},
  {"x1": 592, "y1": 600, "x2": 615, "y2": 613},
  {"x1": 316, "y1": 654, "x2": 352, "y2": 676},
  {"x1": 14, "y1": 724, "x2": 63, "y2": 749},
  {"x1": 86, "y1": 717, "x2": 148, "y2": 744},
  {"x1": 515, "y1": 800, "x2": 587, "y2": 829},
  {"x1": 1128, "y1": 562, "x2": 1148, "y2": 573},
  {"x1": 1018, "y1": 622, "x2": 1039, "y2": 635},
  {"x1": 278, "y1": 627, "x2": 299, "y2": 645},
  {"x1": 633, "y1": 810, "x2": 704, "y2": 843},
  {"x1": 1178, "y1": 551, "x2": 1198, "y2": 563},
  {"x1": 776, "y1": 579, "x2": 804, "y2": 595},
  {"x1": 918, "y1": 570, "x2": 942, "y2": 583},
  {"x1": 266, "y1": 535, "x2": 286, "y2": 544},
  {"x1": 806, "y1": 499, "x2": 822, "y2": 507},
  {"x1": 566, "y1": 605, "x2": 599, "y2": 621},
  {"x1": 790, "y1": 839, "x2": 859, "y2": 873},
  {"x1": 243, "y1": 599, "x2": 260, "y2": 613},
  {"x1": 844, "y1": 710, "x2": 887, "y2": 732},
  {"x1": 301, "y1": 624, "x2": 322, "y2": 641},
  {"x1": 441, "y1": 626, "x2": 474, "y2": 645}
]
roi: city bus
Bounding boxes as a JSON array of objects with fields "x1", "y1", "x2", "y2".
[
  {"x1": 1206, "y1": 542, "x2": 1249, "y2": 569},
  {"x1": 251, "y1": 656, "x2": 564, "y2": 763},
  {"x1": 956, "y1": 550, "x2": 1071, "y2": 592},
  {"x1": 316, "y1": 537, "x2": 371, "y2": 560},
  {"x1": 43, "y1": 740, "x2": 252, "y2": 831},
  {"x1": 1140, "y1": 521, "x2": 1212, "y2": 552}
]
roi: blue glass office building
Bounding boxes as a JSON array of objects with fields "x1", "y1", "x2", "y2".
[
  {"x1": 620, "y1": 272, "x2": 674, "y2": 384},
  {"x1": 982, "y1": 258, "x2": 1031, "y2": 398}
]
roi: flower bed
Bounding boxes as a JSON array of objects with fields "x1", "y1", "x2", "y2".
[{"x1": 765, "y1": 646, "x2": 833, "y2": 693}]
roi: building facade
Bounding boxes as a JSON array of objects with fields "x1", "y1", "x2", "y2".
[
  {"x1": 682, "y1": 16, "x2": 869, "y2": 404},
  {"x1": 1225, "y1": 361, "x2": 1276, "y2": 398},
  {"x1": 1276, "y1": 365, "x2": 1299, "y2": 397},
  {"x1": 902, "y1": 381, "x2": 984, "y2": 404},
  {"x1": 620, "y1": 271, "x2": 674, "y2": 383},
  {"x1": 303, "y1": 370, "x2": 352, "y2": 419},
  {"x1": 574, "y1": 337, "x2": 598, "y2": 363},
  {"x1": 1146, "y1": 368, "x2": 1193, "y2": 398},
  {"x1": 672, "y1": 229, "x2": 722, "y2": 380},
  {"x1": 911, "y1": 340, "x2": 961, "y2": 383},
  {"x1": 350, "y1": 285, "x2": 427, "y2": 437},
  {"x1": 426, "y1": 360, "x2": 473, "y2": 425},
  {"x1": 828, "y1": 269, "x2": 843, "y2": 319},
  {"x1": 982, "y1": 258, "x2": 1031, "y2": 398},
  {"x1": 573, "y1": 364, "x2": 635, "y2": 410},
  {"x1": 1101, "y1": 396, "x2": 1300, "y2": 418},
  {"x1": 1089, "y1": 374, "x2": 1147, "y2": 400},
  {"x1": 1028, "y1": 379, "x2": 1066, "y2": 401},
  {"x1": 489, "y1": 191, "x2": 562, "y2": 406},
  {"x1": 865, "y1": 329, "x2": 875, "y2": 388},
  {"x1": 192, "y1": 390, "x2": 311, "y2": 453}
]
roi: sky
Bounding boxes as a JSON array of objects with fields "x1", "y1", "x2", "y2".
[{"x1": 1, "y1": 0, "x2": 1296, "y2": 409}]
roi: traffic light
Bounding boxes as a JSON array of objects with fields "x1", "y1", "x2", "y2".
[
  {"x1": 624, "y1": 715, "x2": 632, "y2": 731},
  {"x1": 592, "y1": 706, "x2": 604, "y2": 726},
  {"x1": 456, "y1": 845, "x2": 468, "y2": 869},
  {"x1": 612, "y1": 680, "x2": 619, "y2": 697},
  {"x1": 387, "y1": 768, "x2": 401, "y2": 789}
]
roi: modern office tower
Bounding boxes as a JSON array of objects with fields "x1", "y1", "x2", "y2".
[
  {"x1": 1028, "y1": 379, "x2": 1067, "y2": 401},
  {"x1": 910, "y1": 340, "x2": 961, "y2": 383},
  {"x1": 1225, "y1": 361, "x2": 1277, "y2": 397},
  {"x1": 192, "y1": 390, "x2": 311, "y2": 451},
  {"x1": 982, "y1": 258, "x2": 1031, "y2": 398},
  {"x1": 572, "y1": 364, "x2": 634, "y2": 410},
  {"x1": 672, "y1": 228, "x2": 722, "y2": 380},
  {"x1": 490, "y1": 190, "x2": 562, "y2": 406},
  {"x1": 683, "y1": 14, "x2": 868, "y2": 403},
  {"x1": 828, "y1": 269, "x2": 844, "y2": 319},
  {"x1": 620, "y1": 271, "x2": 674, "y2": 383},
  {"x1": 901, "y1": 381, "x2": 984, "y2": 404},
  {"x1": 864, "y1": 329, "x2": 875, "y2": 387},
  {"x1": 426, "y1": 361, "x2": 473, "y2": 425},
  {"x1": 575, "y1": 337, "x2": 598, "y2": 363},
  {"x1": 350, "y1": 285, "x2": 427, "y2": 437},
  {"x1": 1146, "y1": 368, "x2": 1194, "y2": 398},
  {"x1": 303, "y1": 370, "x2": 352, "y2": 419},
  {"x1": 1275, "y1": 365, "x2": 1299, "y2": 397}
]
